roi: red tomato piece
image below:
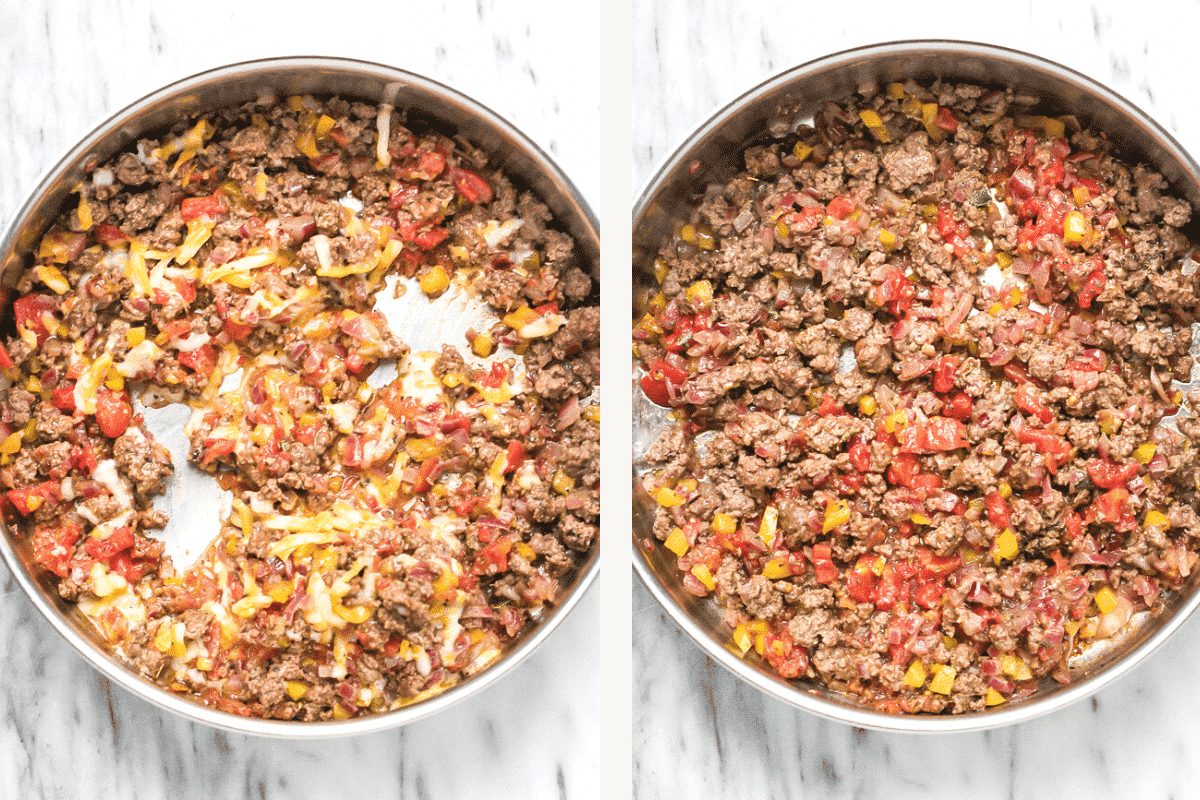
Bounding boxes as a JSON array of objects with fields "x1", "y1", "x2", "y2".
[
  {"x1": 640, "y1": 360, "x2": 688, "y2": 407},
  {"x1": 848, "y1": 440, "x2": 871, "y2": 473},
  {"x1": 783, "y1": 205, "x2": 825, "y2": 234},
  {"x1": 933, "y1": 357, "x2": 958, "y2": 394},
  {"x1": 94, "y1": 224, "x2": 127, "y2": 246},
  {"x1": 943, "y1": 391, "x2": 973, "y2": 421},
  {"x1": 472, "y1": 532, "x2": 517, "y2": 575},
  {"x1": 51, "y1": 383, "x2": 76, "y2": 412},
  {"x1": 13, "y1": 294, "x2": 58, "y2": 345},
  {"x1": 1086, "y1": 459, "x2": 1139, "y2": 490},
  {"x1": 936, "y1": 106, "x2": 959, "y2": 132},
  {"x1": 985, "y1": 491, "x2": 1010, "y2": 530},
  {"x1": 1015, "y1": 385, "x2": 1053, "y2": 424},
  {"x1": 177, "y1": 345, "x2": 217, "y2": 377},
  {"x1": 899, "y1": 417, "x2": 967, "y2": 454},
  {"x1": 1093, "y1": 488, "x2": 1130, "y2": 523},
  {"x1": 811, "y1": 542, "x2": 837, "y2": 585},
  {"x1": 1076, "y1": 267, "x2": 1106, "y2": 309},
  {"x1": 826, "y1": 194, "x2": 857, "y2": 220},
  {"x1": 846, "y1": 556, "x2": 879, "y2": 603},
  {"x1": 504, "y1": 441, "x2": 527, "y2": 474},
  {"x1": 84, "y1": 525, "x2": 135, "y2": 560},
  {"x1": 31, "y1": 522, "x2": 80, "y2": 577},
  {"x1": 181, "y1": 194, "x2": 228, "y2": 222},
  {"x1": 413, "y1": 226, "x2": 448, "y2": 250},
  {"x1": 886, "y1": 453, "x2": 920, "y2": 488},
  {"x1": 95, "y1": 389, "x2": 132, "y2": 438},
  {"x1": 450, "y1": 167, "x2": 493, "y2": 204}
]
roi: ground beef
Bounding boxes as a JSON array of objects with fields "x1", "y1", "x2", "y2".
[
  {"x1": 6, "y1": 93, "x2": 596, "y2": 722},
  {"x1": 636, "y1": 79, "x2": 1200, "y2": 716}
]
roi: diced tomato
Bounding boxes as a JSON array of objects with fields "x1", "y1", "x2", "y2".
[
  {"x1": 472, "y1": 533, "x2": 517, "y2": 575},
  {"x1": 417, "y1": 151, "x2": 445, "y2": 179},
  {"x1": 1076, "y1": 267, "x2": 1106, "y2": 309},
  {"x1": 173, "y1": 277, "x2": 197, "y2": 304},
  {"x1": 943, "y1": 391, "x2": 972, "y2": 421},
  {"x1": 293, "y1": 422, "x2": 321, "y2": 446},
  {"x1": 641, "y1": 360, "x2": 688, "y2": 407},
  {"x1": 388, "y1": 183, "x2": 419, "y2": 210},
  {"x1": 874, "y1": 565, "x2": 906, "y2": 612},
  {"x1": 1015, "y1": 385, "x2": 1053, "y2": 424},
  {"x1": 160, "y1": 320, "x2": 192, "y2": 340},
  {"x1": 413, "y1": 456, "x2": 441, "y2": 492},
  {"x1": 51, "y1": 383, "x2": 76, "y2": 412},
  {"x1": 70, "y1": 443, "x2": 98, "y2": 475},
  {"x1": 873, "y1": 269, "x2": 915, "y2": 317},
  {"x1": 782, "y1": 205, "x2": 825, "y2": 234},
  {"x1": 1065, "y1": 512, "x2": 1083, "y2": 540},
  {"x1": 663, "y1": 312, "x2": 710, "y2": 354},
  {"x1": 811, "y1": 542, "x2": 837, "y2": 585},
  {"x1": 1093, "y1": 488, "x2": 1130, "y2": 524},
  {"x1": 8, "y1": 482, "x2": 60, "y2": 516},
  {"x1": 1002, "y1": 361, "x2": 1037, "y2": 386},
  {"x1": 223, "y1": 317, "x2": 253, "y2": 340},
  {"x1": 31, "y1": 522, "x2": 80, "y2": 577},
  {"x1": 826, "y1": 194, "x2": 857, "y2": 220},
  {"x1": 177, "y1": 344, "x2": 217, "y2": 377},
  {"x1": 763, "y1": 628, "x2": 808, "y2": 679},
  {"x1": 886, "y1": 453, "x2": 920, "y2": 488},
  {"x1": 985, "y1": 491, "x2": 1010, "y2": 530},
  {"x1": 0, "y1": 341, "x2": 12, "y2": 370},
  {"x1": 450, "y1": 167, "x2": 493, "y2": 204},
  {"x1": 848, "y1": 440, "x2": 871, "y2": 473},
  {"x1": 342, "y1": 435, "x2": 365, "y2": 468},
  {"x1": 1086, "y1": 459, "x2": 1139, "y2": 490},
  {"x1": 13, "y1": 294, "x2": 58, "y2": 345},
  {"x1": 504, "y1": 441, "x2": 527, "y2": 473},
  {"x1": 108, "y1": 551, "x2": 149, "y2": 584},
  {"x1": 200, "y1": 437, "x2": 235, "y2": 466},
  {"x1": 935, "y1": 106, "x2": 959, "y2": 132},
  {"x1": 918, "y1": 549, "x2": 962, "y2": 578},
  {"x1": 933, "y1": 357, "x2": 958, "y2": 394},
  {"x1": 816, "y1": 393, "x2": 845, "y2": 417},
  {"x1": 898, "y1": 417, "x2": 968, "y2": 454},
  {"x1": 909, "y1": 473, "x2": 942, "y2": 492},
  {"x1": 94, "y1": 224, "x2": 127, "y2": 246},
  {"x1": 181, "y1": 194, "x2": 227, "y2": 222},
  {"x1": 95, "y1": 389, "x2": 132, "y2": 438},
  {"x1": 914, "y1": 581, "x2": 944, "y2": 609},
  {"x1": 83, "y1": 525, "x2": 135, "y2": 560},
  {"x1": 403, "y1": 225, "x2": 447, "y2": 251},
  {"x1": 846, "y1": 555, "x2": 879, "y2": 603}
]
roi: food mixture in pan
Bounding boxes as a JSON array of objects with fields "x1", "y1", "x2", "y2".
[
  {"x1": 635, "y1": 80, "x2": 1200, "y2": 713},
  {"x1": 1, "y1": 95, "x2": 598, "y2": 720}
]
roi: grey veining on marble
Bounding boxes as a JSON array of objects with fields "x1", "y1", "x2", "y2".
[
  {"x1": 633, "y1": 2, "x2": 1200, "y2": 798},
  {"x1": 0, "y1": 1, "x2": 599, "y2": 798}
]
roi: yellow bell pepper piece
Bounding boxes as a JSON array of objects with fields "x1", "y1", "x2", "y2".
[
  {"x1": 1094, "y1": 586, "x2": 1118, "y2": 614},
  {"x1": 762, "y1": 559, "x2": 791, "y2": 580},
  {"x1": 691, "y1": 564, "x2": 715, "y2": 592},
  {"x1": 664, "y1": 528, "x2": 689, "y2": 557},
  {"x1": 992, "y1": 529, "x2": 1019, "y2": 564},
  {"x1": 1134, "y1": 443, "x2": 1157, "y2": 464},
  {"x1": 986, "y1": 688, "x2": 1006, "y2": 706},
  {"x1": 929, "y1": 665, "x2": 956, "y2": 695},
  {"x1": 655, "y1": 487, "x2": 684, "y2": 508},
  {"x1": 712, "y1": 513, "x2": 737, "y2": 536},
  {"x1": 903, "y1": 660, "x2": 927, "y2": 688},
  {"x1": 822, "y1": 500, "x2": 851, "y2": 533},
  {"x1": 1144, "y1": 509, "x2": 1169, "y2": 530}
]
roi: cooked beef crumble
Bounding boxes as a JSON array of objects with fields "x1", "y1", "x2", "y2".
[
  {"x1": 1, "y1": 94, "x2": 597, "y2": 720},
  {"x1": 635, "y1": 79, "x2": 1200, "y2": 714}
]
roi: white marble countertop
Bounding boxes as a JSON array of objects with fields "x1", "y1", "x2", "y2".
[
  {"x1": 633, "y1": 2, "x2": 1200, "y2": 798},
  {"x1": 0, "y1": 1, "x2": 600, "y2": 798}
]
